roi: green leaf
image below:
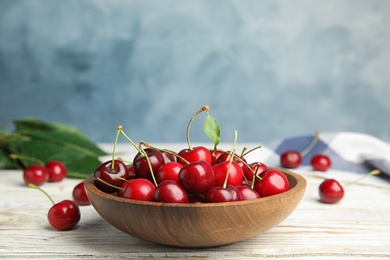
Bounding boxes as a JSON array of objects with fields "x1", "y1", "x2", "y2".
[
  {"x1": 0, "y1": 118, "x2": 106, "y2": 178},
  {"x1": 204, "y1": 113, "x2": 220, "y2": 148},
  {"x1": 7, "y1": 138, "x2": 100, "y2": 178},
  {"x1": 13, "y1": 118, "x2": 106, "y2": 157},
  {"x1": 0, "y1": 149, "x2": 15, "y2": 169}
]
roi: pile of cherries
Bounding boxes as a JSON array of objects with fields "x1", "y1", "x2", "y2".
[
  {"x1": 93, "y1": 105, "x2": 291, "y2": 204},
  {"x1": 94, "y1": 141, "x2": 290, "y2": 203}
]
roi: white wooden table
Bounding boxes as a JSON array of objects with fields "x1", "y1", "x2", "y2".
[{"x1": 1, "y1": 143, "x2": 389, "y2": 259}]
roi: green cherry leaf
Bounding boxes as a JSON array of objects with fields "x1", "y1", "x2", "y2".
[{"x1": 204, "y1": 112, "x2": 220, "y2": 149}]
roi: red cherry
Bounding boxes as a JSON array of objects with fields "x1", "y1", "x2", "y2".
[
  {"x1": 48, "y1": 200, "x2": 81, "y2": 231},
  {"x1": 117, "y1": 178, "x2": 156, "y2": 201},
  {"x1": 319, "y1": 179, "x2": 344, "y2": 204},
  {"x1": 45, "y1": 160, "x2": 67, "y2": 182},
  {"x1": 93, "y1": 159, "x2": 129, "y2": 193},
  {"x1": 216, "y1": 152, "x2": 247, "y2": 173},
  {"x1": 179, "y1": 160, "x2": 215, "y2": 195},
  {"x1": 210, "y1": 149, "x2": 223, "y2": 165},
  {"x1": 72, "y1": 181, "x2": 90, "y2": 206},
  {"x1": 237, "y1": 185, "x2": 260, "y2": 200},
  {"x1": 133, "y1": 148, "x2": 164, "y2": 181},
  {"x1": 177, "y1": 146, "x2": 212, "y2": 165},
  {"x1": 156, "y1": 162, "x2": 183, "y2": 184},
  {"x1": 311, "y1": 154, "x2": 332, "y2": 171},
  {"x1": 153, "y1": 180, "x2": 189, "y2": 203},
  {"x1": 212, "y1": 160, "x2": 244, "y2": 187},
  {"x1": 23, "y1": 165, "x2": 49, "y2": 186},
  {"x1": 205, "y1": 185, "x2": 240, "y2": 203},
  {"x1": 254, "y1": 169, "x2": 290, "y2": 197},
  {"x1": 161, "y1": 150, "x2": 177, "y2": 163},
  {"x1": 280, "y1": 150, "x2": 302, "y2": 168},
  {"x1": 244, "y1": 162, "x2": 268, "y2": 184},
  {"x1": 126, "y1": 164, "x2": 137, "y2": 180}
]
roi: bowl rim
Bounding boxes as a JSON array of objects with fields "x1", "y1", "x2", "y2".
[{"x1": 84, "y1": 168, "x2": 306, "y2": 208}]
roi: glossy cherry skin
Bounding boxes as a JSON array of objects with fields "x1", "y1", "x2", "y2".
[
  {"x1": 23, "y1": 165, "x2": 49, "y2": 186},
  {"x1": 177, "y1": 146, "x2": 212, "y2": 165},
  {"x1": 280, "y1": 150, "x2": 302, "y2": 168},
  {"x1": 311, "y1": 154, "x2": 332, "y2": 172},
  {"x1": 48, "y1": 200, "x2": 80, "y2": 231},
  {"x1": 156, "y1": 162, "x2": 183, "y2": 184},
  {"x1": 161, "y1": 150, "x2": 177, "y2": 163},
  {"x1": 216, "y1": 152, "x2": 247, "y2": 173},
  {"x1": 153, "y1": 180, "x2": 189, "y2": 203},
  {"x1": 205, "y1": 185, "x2": 240, "y2": 203},
  {"x1": 254, "y1": 169, "x2": 290, "y2": 197},
  {"x1": 319, "y1": 179, "x2": 344, "y2": 204},
  {"x1": 126, "y1": 164, "x2": 137, "y2": 180},
  {"x1": 210, "y1": 149, "x2": 223, "y2": 165},
  {"x1": 45, "y1": 160, "x2": 67, "y2": 182},
  {"x1": 117, "y1": 178, "x2": 156, "y2": 201},
  {"x1": 133, "y1": 148, "x2": 164, "y2": 181},
  {"x1": 212, "y1": 161, "x2": 244, "y2": 187},
  {"x1": 237, "y1": 185, "x2": 260, "y2": 200},
  {"x1": 244, "y1": 162, "x2": 268, "y2": 184},
  {"x1": 93, "y1": 160, "x2": 129, "y2": 193},
  {"x1": 72, "y1": 181, "x2": 90, "y2": 206},
  {"x1": 179, "y1": 160, "x2": 215, "y2": 195}
]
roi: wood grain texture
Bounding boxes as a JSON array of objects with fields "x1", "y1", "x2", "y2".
[
  {"x1": 84, "y1": 169, "x2": 306, "y2": 248},
  {"x1": 1, "y1": 143, "x2": 390, "y2": 259}
]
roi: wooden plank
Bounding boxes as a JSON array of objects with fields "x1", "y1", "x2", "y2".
[{"x1": 1, "y1": 144, "x2": 389, "y2": 259}]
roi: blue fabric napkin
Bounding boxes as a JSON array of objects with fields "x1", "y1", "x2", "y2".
[{"x1": 245, "y1": 132, "x2": 390, "y2": 178}]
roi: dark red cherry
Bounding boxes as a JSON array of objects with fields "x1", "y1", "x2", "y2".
[
  {"x1": 319, "y1": 179, "x2": 344, "y2": 204},
  {"x1": 23, "y1": 165, "x2": 49, "y2": 186},
  {"x1": 244, "y1": 162, "x2": 268, "y2": 184},
  {"x1": 48, "y1": 200, "x2": 80, "y2": 231},
  {"x1": 126, "y1": 164, "x2": 137, "y2": 180},
  {"x1": 93, "y1": 159, "x2": 129, "y2": 193},
  {"x1": 133, "y1": 148, "x2": 164, "y2": 180},
  {"x1": 72, "y1": 181, "x2": 90, "y2": 206},
  {"x1": 212, "y1": 160, "x2": 244, "y2": 187},
  {"x1": 177, "y1": 146, "x2": 212, "y2": 165},
  {"x1": 205, "y1": 185, "x2": 240, "y2": 203},
  {"x1": 254, "y1": 169, "x2": 290, "y2": 197},
  {"x1": 161, "y1": 150, "x2": 177, "y2": 163},
  {"x1": 216, "y1": 152, "x2": 247, "y2": 172},
  {"x1": 153, "y1": 180, "x2": 189, "y2": 203},
  {"x1": 117, "y1": 178, "x2": 156, "y2": 201},
  {"x1": 280, "y1": 150, "x2": 302, "y2": 168},
  {"x1": 311, "y1": 154, "x2": 332, "y2": 171},
  {"x1": 179, "y1": 160, "x2": 215, "y2": 195},
  {"x1": 210, "y1": 149, "x2": 223, "y2": 165},
  {"x1": 156, "y1": 162, "x2": 183, "y2": 184},
  {"x1": 237, "y1": 185, "x2": 260, "y2": 200},
  {"x1": 45, "y1": 160, "x2": 67, "y2": 182}
]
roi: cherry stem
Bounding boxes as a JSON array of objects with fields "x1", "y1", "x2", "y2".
[
  {"x1": 186, "y1": 105, "x2": 209, "y2": 151},
  {"x1": 28, "y1": 183, "x2": 55, "y2": 205},
  {"x1": 343, "y1": 169, "x2": 381, "y2": 187},
  {"x1": 111, "y1": 126, "x2": 122, "y2": 171},
  {"x1": 223, "y1": 130, "x2": 238, "y2": 188},
  {"x1": 251, "y1": 164, "x2": 260, "y2": 189},
  {"x1": 9, "y1": 153, "x2": 44, "y2": 166},
  {"x1": 118, "y1": 128, "x2": 158, "y2": 187},
  {"x1": 140, "y1": 141, "x2": 190, "y2": 165},
  {"x1": 96, "y1": 177, "x2": 125, "y2": 190},
  {"x1": 241, "y1": 145, "x2": 262, "y2": 157},
  {"x1": 300, "y1": 131, "x2": 320, "y2": 157}
]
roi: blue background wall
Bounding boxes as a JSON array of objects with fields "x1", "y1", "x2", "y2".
[{"x1": 1, "y1": 0, "x2": 389, "y2": 144}]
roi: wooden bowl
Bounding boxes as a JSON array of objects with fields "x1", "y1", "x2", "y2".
[{"x1": 84, "y1": 169, "x2": 306, "y2": 248}]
